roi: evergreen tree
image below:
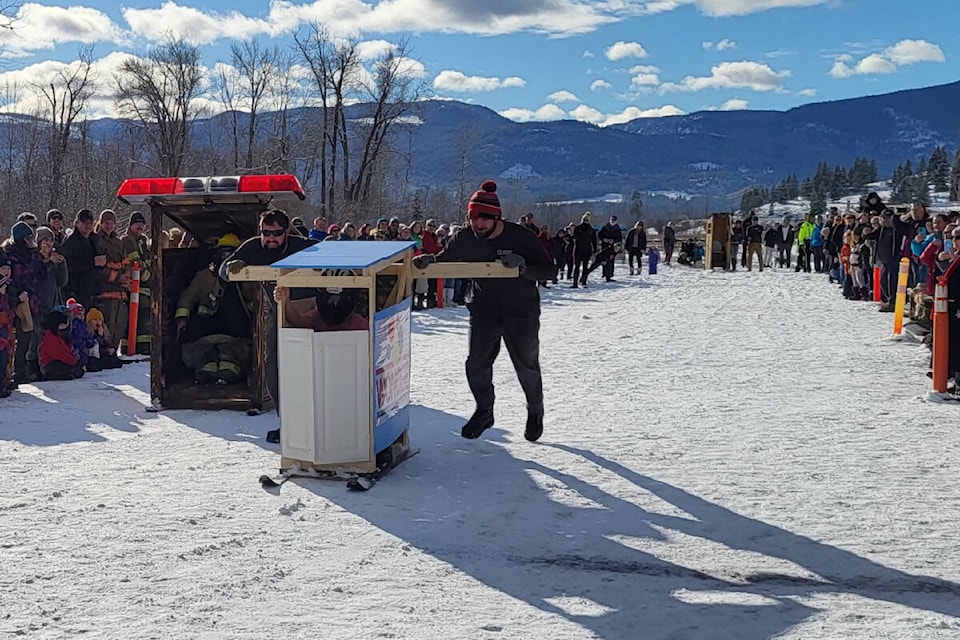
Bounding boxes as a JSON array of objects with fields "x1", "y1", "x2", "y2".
[
  {"x1": 929, "y1": 146, "x2": 950, "y2": 192},
  {"x1": 785, "y1": 174, "x2": 799, "y2": 199},
  {"x1": 950, "y1": 149, "x2": 960, "y2": 201},
  {"x1": 868, "y1": 159, "x2": 878, "y2": 183},
  {"x1": 831, "y1": 165, "x2": 848, "y2": 198},
  {"x1": 810, "y1": 190, "x2": 827, "y2": 217},
  {"x1": 799, "y1": 177, "x2": 813, "y2": 199}
]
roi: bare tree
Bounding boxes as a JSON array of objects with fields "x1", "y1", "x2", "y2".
[
  {"x1": 348, "y1": 41, "x2": 430, "y2": 206},
  {"x1": 114, "y1": 37, "x2": 206, "y2": 176},
  {"x1": 33, "y1": 46, "x2": 96, "y2": 208}
]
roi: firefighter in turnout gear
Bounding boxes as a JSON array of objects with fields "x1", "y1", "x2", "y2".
[
  {"x1": 120, "y1": 211, "x2": 152, "y2": 354},
  {"x1": 586, "y1": 216, "x2": 624, "y2": 282},
  {"x1": 175, "y1": 234, "x2": 256, "y2": 385},
  {"x1": 94, "y1": 210, "x2": 131, "y2": 342}
]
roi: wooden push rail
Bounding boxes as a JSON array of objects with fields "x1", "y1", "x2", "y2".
[{"x1": 229, "y1": 261, "x2": 519, "y2": 285}]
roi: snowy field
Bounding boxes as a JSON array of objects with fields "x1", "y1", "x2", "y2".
[{"x1": 3, "y1": 262, "x2": 960, "y2": 639}]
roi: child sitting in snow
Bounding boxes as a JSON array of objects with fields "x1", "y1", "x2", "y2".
[
  {"x1": 85, "y1": 307, "x2": 123, "y2": 372},
  {"x1": 64, "y1": 298, "x2": 96, "y2": 370},
  {"x1": 39, "y1": 310, "x2": 84, "y2": 380}
]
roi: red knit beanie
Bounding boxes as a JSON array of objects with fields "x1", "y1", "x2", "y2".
[{"x1": 467, "y1": 180, "x2": 502, "y2": 219}]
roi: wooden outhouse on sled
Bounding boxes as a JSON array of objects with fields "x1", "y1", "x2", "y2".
[{"x1": 705, "y1": 212, "x2": 732, "y2": 270}]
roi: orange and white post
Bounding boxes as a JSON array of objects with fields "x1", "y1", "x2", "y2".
[
  {"x1": 891, "y1": 258, "x2": 910, "y2": 336},
  {"x1": 127, "y1": 261, "x2": 140, "y2": 356},
  {"x1": 932, "y1": 277, "x2": 949, "y2": 393}
]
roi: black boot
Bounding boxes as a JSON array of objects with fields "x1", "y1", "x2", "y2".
[
  {"x1": 524, "y1": 411, "x2": 544, "y2": 442},
  {"x1": 266, "y1": 429, "x2": 280, "y2": 444},
  {"x1": 461, "y1": 408, "x2": 494, "y2": 439}
]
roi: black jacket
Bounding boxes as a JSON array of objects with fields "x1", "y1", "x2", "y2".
[
  {"x1": 221, "y1": 234, "x2": 317, "y2": 307},
  {"x1": 763, "y1": 228, "x2": 778, "y2": 248},
  {"x1": 776, "y1": 224, "x2": 795, "y2": 249},
  {"x1": 59, "y1": 227, "x2": 99, "y2": 309},
  {"x1": 572, "y1": 222, "x2": 597, "y2": 257},
  {"x1": 626, "y1": 228, "x2": 647, "y2": 252},
  {"x1": 597, "y1": 224, "x2": 623, "y2": 248},
  {"x1": 435, "y1": 221, "x2": 556, "y2": 318},
  {"x1": 744, "y1": 223, "x2": 763, "y2": 244}
]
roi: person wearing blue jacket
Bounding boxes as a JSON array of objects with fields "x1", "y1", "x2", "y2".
[{"x1": 810, "y1": 216, "x2": 826, "y2": 272}]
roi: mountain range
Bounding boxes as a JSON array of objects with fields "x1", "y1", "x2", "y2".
[{"x1": 82, "y1": 80, "x2": 960, "y2": 204}]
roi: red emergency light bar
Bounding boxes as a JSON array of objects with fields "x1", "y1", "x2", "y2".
[{"x1": 117, "y1": 174, "x2": 306, "y2": 203}]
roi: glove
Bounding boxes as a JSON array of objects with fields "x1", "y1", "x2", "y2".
[
  {"x1": 0, "y1": 337, "x2": 7, "y2": 351},
  {"x1": 226, "y1": 260, "x2": 247, "y2": 275},
  {"x1": 501, "y1": 253, "x2": 526, "y2": 275},
  {"x1": 412, "y1": 254, "x2": 436, "y2": 270}
]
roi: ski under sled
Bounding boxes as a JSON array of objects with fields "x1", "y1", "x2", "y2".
[{"x1": 259, "y1": 440, "x2": 419, "y2": 491}]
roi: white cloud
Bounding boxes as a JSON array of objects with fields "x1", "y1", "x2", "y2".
[
  {"x1": 855, "y1": 53, "x2": 896, "y2": 75},
  {"x1": 357, "y1": 40, "x2": 396, "y2": 61},
  {"x1": 716, "y1": 38, "x2": 736, "y2": 52},
  {"x1": 829, "y1": 39, "x2": 943, "y2": 79},
  {"x1": 547, "y1": 90, "x2": 580, "y2": 103},
  {"x1": 883, "y1": 39, "x2": 945, "y2": 65},
  {"x1": 605, "y1": 41, "x2": 648, "y2": 61},
  {"x1": 638, "y1": 0, "x2": 829, "y2": 17},
  {"x1": 122, "y1": 2, "x2": 270, "y2": 44},
  {"x1": 499, "y1": 103, "x2": 567, "y2": 123},
  {"x1": 590, "y1": 79, "x2": 613, "y2": 91},
  {"x1": 567, "y1": 102, "x2": 684, "y2": 126},
  {"x1": 432, "y1": 70, "x2": 526, "y2": 92},
  {"x1": 629, "y1": 65, "x2": 661, "y2": 89},
  {"x1": 703, "y1": 38, "x2": 736, "y2": 51},
  {"x1": 721, "y1": 98, "x2": 749, "y2": 110},
  {"x1": 662, "y1": 61, "x2": 789, "y2": 92},
  {"x1": 582, "y1": 50, "x2": 595, "y2": 58},
  {"x1": 569, "y1": 104, "x2": 604, "y2": 124},
  {"x1": 0, "y1": 3, "x2": 125, "y2": 56},
  {"x1": 602, "y1": 104, "x2": 685, "y2": 125},
  {"x1": 797, "y1": 88, "x2": 817, "y2": 97}
]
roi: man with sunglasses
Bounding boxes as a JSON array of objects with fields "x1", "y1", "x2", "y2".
[
  {"x1": 46, "y1": 209, "x2": 66, "y2": 247},
  {"x1": 413, "y1": 180, "x2": 556, "y2": 442},
  {"x1": 220, "y1": 209, "x2": 316, "y2": 443}
]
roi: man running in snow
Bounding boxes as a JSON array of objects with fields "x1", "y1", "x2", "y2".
[{"x1": 413, "y1": 180, "x2": 556, "y2": 442}]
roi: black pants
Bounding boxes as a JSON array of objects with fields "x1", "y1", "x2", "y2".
[
  {"x1": 572, "y1": 254, "x2": 591, "y2": 285},
  {"x1": 812, "y1": 246, "x2": 825, "y2": 272},
  {"x1": 628, "y1": 249, "x2": 641, "y2": 272},
  {"x1": 587, "y1": 249, "x2": 615, "y2": 281},
  {"x1": 42, "y1": 361, "x2": 84, "y2": 380},
  {"x1": 777, "y1": 245, "x2": 791, "y2": 268},
  {"x1": 880, "y1": 261, "x2": 899, "y2": 304},
  {"x1": 466, "y1": 313, "x2": 543, "y2": 414}
]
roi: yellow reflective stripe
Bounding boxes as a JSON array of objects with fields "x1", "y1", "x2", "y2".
[
  {"x1": 174, "y1": 308, "x2": 190, "y2": 319},
  {"x1": 217, "y1": 361, "x2": 241, "y2": 375}
]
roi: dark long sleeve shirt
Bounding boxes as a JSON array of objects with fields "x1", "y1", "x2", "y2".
[{"x1": 433, "y1": 221, "x2": 556, "y2": 318}]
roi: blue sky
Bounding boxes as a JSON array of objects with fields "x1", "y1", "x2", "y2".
[{"x1": 0, "y1": 0, "x2": 953, "y2": 124}]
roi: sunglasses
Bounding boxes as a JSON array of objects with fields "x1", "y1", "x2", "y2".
[{"x1": 260, "y1": 228, "x2": 286, "y2": 237}]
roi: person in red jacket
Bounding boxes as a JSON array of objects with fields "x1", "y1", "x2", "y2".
[
  {"x1": 421, "y1": 220, "x2": 444, "y2": 307},
  {"x1": 537, "y1": 225, "x2": 557, "y2": 287},
  {"x1": 39, "y1": 310, "x2": 84, "y2": 380}
]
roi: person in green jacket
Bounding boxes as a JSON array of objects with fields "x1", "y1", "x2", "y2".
[{"x1": 795, "y1": 215, "x2": 815, "y2": 273}]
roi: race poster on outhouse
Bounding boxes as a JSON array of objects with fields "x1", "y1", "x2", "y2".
[{"x1": 372, "y1": 299, "x2": 411, "y2": 451}]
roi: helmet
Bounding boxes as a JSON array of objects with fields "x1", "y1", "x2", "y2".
[
  {"x1": 217, "y1": 233, "x2": 242, "y2": 248},
  {"x1": 315, "y1": 288, "x2": 359, "y2": 326}
]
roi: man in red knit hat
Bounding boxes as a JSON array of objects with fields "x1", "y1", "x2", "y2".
[{"x1": 414, "y1": 180, "x2": 556, "y2": 442}]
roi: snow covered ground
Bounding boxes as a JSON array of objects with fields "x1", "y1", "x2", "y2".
[{"x1": 4, "y1": 262, "x2": 960, "y2": 639}]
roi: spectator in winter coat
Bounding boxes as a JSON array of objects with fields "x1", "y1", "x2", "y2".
[
  {"x1": 0, "y1": 260, "x2": 15, "y2": 397},
  {"x1": 663, "y1": 223, "x2": 676, "y2": 264},
  {"x1": 39, "y1": 310, "x2": 83, "y2": 380},
  {"x1": 35, "y1": 227, "x2": 68, "y2": 315},
  {"x1": 93, "y1": 209, "x2": 131, "y2": 342},
  {"x1": 811, "y1": 216, "x2": 826, "y2": 273},
  {"x1": 729, "y1": 221, "x2": 743, "y2": 271},
  {"x1": 84, "y1": 307, "x2": 123, "y2": 372},
  {"x1": 64, "y1": 299, "x2": 96, "y2": 369},
  {"x1": 776, "y1": 221, "x2": 794, "y2": 268},
  {"x1": 625, "y1": 221, "x2": 647, "y2": 275},
  {"x1": 59, "y1": 208, "x2": 104, "y2": 311},
  {"x1": 873, "y1": 209, "x2": 912, "y2": 308},
  {"x1": 571, "y1": 212, "x2": 597, "y2": 288},
  {"x1": 2, "y1": 221, "x2": 45, "y2": 383},
  {"x1": 587, "y1": 216, "x2": 623, "y2": 283},
  {"x1": 46, "y1": 209, "x2": 67, "y2": 248},
  {"x1": 536, "y1": 225, "x2": 557, "y2": 287},
  {"x1": 795, "y1": 216, "x2": 815, "y2": 273},
  {"x1": 743, "y1": 215, "x2": 764, "y2": 272},
  {"x1": 763, "y1": 225, "x2": 778, "y2": 268},
  {"x1": 308, "y1": 216, "x2": 328, "y2": 242}
]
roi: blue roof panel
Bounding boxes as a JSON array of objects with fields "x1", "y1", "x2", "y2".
[{"x1": 271, "y1": 240, "x2": 417, "y2": 270}]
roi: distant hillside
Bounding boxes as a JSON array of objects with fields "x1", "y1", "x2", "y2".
[{"x1": 79, "y1": 80, "x2": 960, "y2": 202}]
